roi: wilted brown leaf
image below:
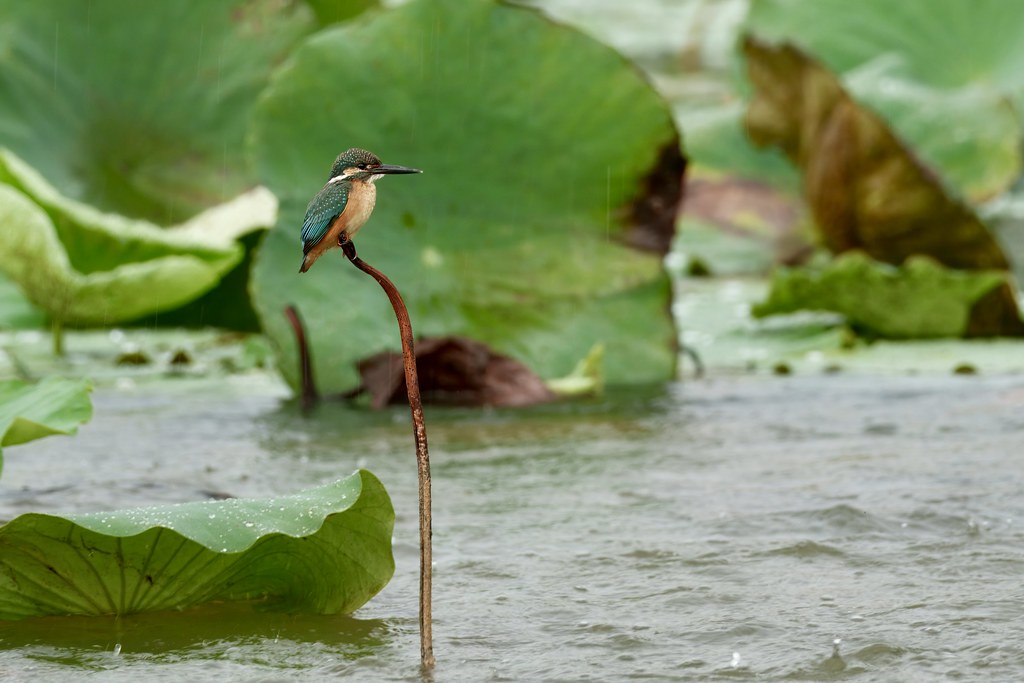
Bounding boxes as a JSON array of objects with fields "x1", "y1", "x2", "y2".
[
  {"x1": 623, "y1": 138, "x2": 688, "y2": 254},
  {"x1": 742, "y1": 36, "x2": 1023, "y2": 336},
  {"x1": 357, "y1": 336, "x2": 557, "y2": 410}
]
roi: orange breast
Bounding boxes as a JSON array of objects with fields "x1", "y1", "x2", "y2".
[{"x1": 337, "y1": 181, "x2": 378, "y2": 240}]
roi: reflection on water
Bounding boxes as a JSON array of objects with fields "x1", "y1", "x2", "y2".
[
  {"x1": 0, "y1": 603, "x2": 394, "y2": 680},
  {"x1": 0, "y1": 601, "x2": 388, "y2": 655}
]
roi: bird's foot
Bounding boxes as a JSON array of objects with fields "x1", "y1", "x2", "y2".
[{"x1": 338, "y1": 235, "x2": 358, "y2": 261}]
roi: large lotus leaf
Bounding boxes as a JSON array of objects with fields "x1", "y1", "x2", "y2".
[
  {"x1": 0, "y1": 273, "x2": 43, "y2": 329},
  {"x1": 745, "y1": 0, "x2": 1024, "y2": 92},
  {"x1": 752, "y1": 252, "x2": 1011, "y2": 338},
  {"x1": 0, "y1": 150, "x2": 276, "y2": 326},
  {"x1": 249, "y1": 0, "x2": 683, "y2": 393},
  {"x1": 743, "y1": 0, "x2": 1024, "y2": 202},
  {"x1": 0, "y1": 0, "x2": 314, "y2": 223},
  {"x1": 304, "y1": 0, "x2": 379, "y2": 26},
  {"x1": 0, "y1": 377, "x2": 92, "y2": 475},
  {"x1": 0, "y1": 469, "x2": 394, "y2": 620}
]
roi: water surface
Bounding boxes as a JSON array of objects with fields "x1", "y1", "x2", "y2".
[{"x1": 1, "y1": 371, "x2": 1021, "y2": 681}]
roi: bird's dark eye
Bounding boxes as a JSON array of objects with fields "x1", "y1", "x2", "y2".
[{"x1": 358, "y1": 163, "x2": 368, "y2": 170}]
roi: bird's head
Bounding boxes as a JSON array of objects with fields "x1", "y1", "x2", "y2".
[{"x1": 328, "y1": 148, "x2": 421, "y2": 184}]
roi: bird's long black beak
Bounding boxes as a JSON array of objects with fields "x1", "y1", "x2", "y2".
[{"x1": 375, "y1": 164, "x2": 422, "y2": 174}]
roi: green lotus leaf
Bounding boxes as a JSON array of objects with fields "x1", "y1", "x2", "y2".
[
  {"x1": 0, "y1": 150, "x2": 276, "y2": 326},
  {"x1": 752, "y1": 252, "x2": 1011, "y2": 339},
  {"x1": 0, "y1": 469, "x2": 394, "y2": 620},
  {"x1": 0, "y1": 274, "x2": 43, "y2": 330},
  {"x1": 743, "y1": 38, "x2": 1024, "y2": 336},
  {"x1": 249, "y1": 0, "x2": 684, "y2": 395},
  {"x1": 0, "y1": 0, "x2": 314, "y2": 223},
  {"x1": 745, "y1": 0, "x2": 1024, "y2": 92},
  {"x1": 304, "y1": 0, "x2": 379, "y2": 26},
  {"x1": 684, "y1": 104, "x2": 800, "y2": 194},
  {"x1": 0, "y1": 377, "x2": 92, "y2": 475},
  {"x1": 743, "y1": 0, "x2": 1024, "y2": 202}
]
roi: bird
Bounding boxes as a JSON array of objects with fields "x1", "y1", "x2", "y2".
[{"x1": 299, "y1": 148, "x2": 421, "y2": 273}]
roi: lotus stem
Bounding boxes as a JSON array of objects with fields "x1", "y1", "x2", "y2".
[
  {"x1": 340, "y1": 238, "x2": 435, "y2": 670},
  {"x1": 52, "y1": 319, "x2": 64, "y2": 356},
  {"x1": 283, "y1": 305, "x2": 319, "y2": 411}
]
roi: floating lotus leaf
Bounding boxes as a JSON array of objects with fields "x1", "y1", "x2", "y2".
[
  {"x1": 752, "y1": 252, "x2": 1011, "y2": 338},
  {"x1": 0, "y1": 470, "x2": 394, "y2": 620},
  {"x1": 249, "y1": 0, "x2": 684, "y2": 394},
  {"x1": 0, "y1": 377, "x2": 92, "y2": 475}
]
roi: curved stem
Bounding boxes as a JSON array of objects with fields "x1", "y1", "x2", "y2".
[{"x1": 341, "y1": 239, "x2": 434, "y2": 670}]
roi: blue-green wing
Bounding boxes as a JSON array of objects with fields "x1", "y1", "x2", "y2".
[{"x1": 301, "y1": 182, "x2": 349, "y2": 254}]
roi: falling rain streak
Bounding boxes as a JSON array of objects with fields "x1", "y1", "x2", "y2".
[
  {"x1": 606, "y1": 165, "x2": 611, "y2": 240},
  {"x1": 53, "y1": 23, "x2": 59, "y2": 92}
]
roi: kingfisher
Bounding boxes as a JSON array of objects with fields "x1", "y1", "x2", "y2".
[{"x1": 299, "y1": 148, "x2": 421, "y2": 273}]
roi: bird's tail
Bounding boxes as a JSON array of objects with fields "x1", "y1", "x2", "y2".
[{"x1": 299, "y1": 243, "x2": 320, "y2": 273}]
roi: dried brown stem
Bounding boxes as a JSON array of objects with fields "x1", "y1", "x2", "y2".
[
  {"x1": 283, "y1": 305, "x2": 319, "y2": 411},
  {"x1": 340, "y1": 238, "x2": 435, "y2": 670}
]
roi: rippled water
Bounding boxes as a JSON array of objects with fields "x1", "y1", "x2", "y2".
[{"x1": 1, "y1": 371, "x2": 1022, "y2": 681}]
